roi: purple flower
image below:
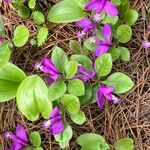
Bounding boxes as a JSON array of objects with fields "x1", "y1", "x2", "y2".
[
  {"x1": 43, "y1": 107, "x2": 64, "y2": 135},
  {"x1": 75, "y1": 17, "x2": 96, "y2": 41},
  {"x1": 0, "y1": 36, "x2": 4, "y2": 44},
  {"x1": 147, "y1": 26, "x2": 150, "y2": 32},
  {"x1": 3, "y1": 0, "x2": 12, "y2": 4},
  {"x1": 35, "y1": 58, "x2": 60, "y2": 84},
  {"x1": 85, "y1": 0, "x2": 118, "y2": 16},
  {"x1": 74, "y1": 62, "x2": 96, "y2": 82},
  {"x1": 94, "y1": 24, "x2": 112, "y2": 57},
  {"x1": 96, "y1": 85, "x2": 121, "y2": 109},
  {"x1": 142, "y1": 40, "x2": 150, "y2": 49},
  {"x1": 4, "y1": 125, "x2": 28, "y2": 150},
  {"x1": 93, "y1": 13, "x2": 101, "y2": 23}
]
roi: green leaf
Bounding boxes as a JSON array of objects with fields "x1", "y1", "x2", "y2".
[
  {"x1": 32, "y1": 11, "x2": 45, "y2": 25},
  {"x1": 22, "y1": 147, "x2": 33, "y2": 150},
  {"x1": 13, "y1": 0, "x2": 24, "y2": 4},
  {"x1": 90, "y1": 84, "x2": 99, "y2": 104},
  {"x1": 68, "y1": 79, "x2": 85, "y2": 96},
  {"x1": 117, "y1": 25, "x2": 132, "y2": 43},
  {"x1": 124, "y1": 9, "x2": 139, "y2": 26},
  {"x1": 55, "y1": 123, "x2": 73, "y2": 149},
  {"x1": 29, "y1": 131, "x2": 41, "y2": 147},
  {"x1": 51, "y1": 47, "x2": 68, "y2": 72},
  {"x1": 61, "y1": 94, "x2": 80, "y2": 115},
  {"x1": 28, "y1": 0, "x2": 36, "y2": 9},
  {"x1": 0, "y1": 62, "x2": 27, "y2": 102},
  {"x1": 78, "y1": 0, "x2": 89, "y2": 7},
  {"x1": 65, "y1": 60, "x2": 78, "y2": 79},
  {"x1": 13, "y1": 25, "x2": 29, "y2": 47},
  {"x1": 71, "y1": 54, "x2": 91, "y2": 72},
  {"x1": 37, "y1": 27, "x2": 48, "y2": 46},
  {"x1": 48, "y1": 0, "x2": 87, "y2": 23},
  {"x1": 0, "y1": 42, "x2": 10, "y2": 69},
  {"x1": 109, "y1": 47, "x2": 121, "y2": 61},
  {"x1": 103, "y1": 72, "x2": 134, "y2": 94},
  {"x1": 30, "y1": 39, "x2": 37, "y2": 45},
  {"x1": 18, "y1": 5, "x2": 30, "y2": 18},
  {"x1": 70, "y1": 110, "x2": 86, "y2": 125},
  {"x1": 34, "y1": 148, "x2": 43, "y2": 150},
  {"x1": 79, "y1": 85, "x2": 93, "y2": 104},
  {"x1": 112, "y1": 19, "x2": 121, "y2": 39},
  {"x1": 0, "y1": 16, "x2": 4, "y2": 35},
  {"x1": 95, "y1": 53, "x2": 112, "y2": 77},
  {"x1": 77, "y1": 133, "x2": 110, "y2": 150},
  {"x1": 48, "y1": 81, "x2": 67, "y2": 101},
  {"x1": 17, "y1": 75, "x2": 52, "y2": 121},
  {"x1": 114, "y1": 138, "x2": 134, "y2": 150},
  {"x1": 102, "y1": 15, "x2": 118, "y2": 25},
  {"x1": 118, "y1": 46, "x2": 130, "y2": 61},
  {"x1": 84, "y1": 37, "x2": 96, "y2": 52},
  {"x1": 119, "y1": 0, "x2": 130, "y2": 14},
  {"x1": 111, "y1": 0, "x2": 121, "y2": 6},
  {"x1": 69, "y1": 40, "x2": 82, "y2": 54}
]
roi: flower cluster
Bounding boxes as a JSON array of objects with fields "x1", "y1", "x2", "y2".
[{"x1": 73, "y1": 0, "x2": 120, "y2": 107}]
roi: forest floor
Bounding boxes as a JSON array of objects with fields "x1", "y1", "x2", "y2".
[{"x1": 0, "y1": 0, "x2": 150, "y2": 149}]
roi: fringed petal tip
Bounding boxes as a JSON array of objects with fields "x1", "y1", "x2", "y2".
[
  {"x1": 142, "y1": 40, "x2": 150, "y2": 49},
  {"x1": 4, "y1": 132, "x2": 12, "y2": 140},
  {"x1": 112, "y1": 95, "x2": 121, "y2": 105},
  {"x1": 43, "y1": 120, "x2": 51, "y2": 129},
  {"x1": 34, "y1": 62, "x2": 42, "y2": 70}
]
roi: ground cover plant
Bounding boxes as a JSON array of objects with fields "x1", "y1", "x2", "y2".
[{"x1": 0, "y1": 0, "x2": 150, "y2": 149}]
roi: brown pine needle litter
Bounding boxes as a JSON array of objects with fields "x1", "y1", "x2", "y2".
[{"x1": 0, "y1": 0, "x2": 150, "y2": 149}]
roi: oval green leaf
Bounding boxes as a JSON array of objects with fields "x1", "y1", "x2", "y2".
[
  {"x1": 47, "y1": 0, "x2": 87, "y2": 23},
  {"x1": 79, "y1": 85, "x2": 93, "y2": 104},
  {"x1": 68, "y1": 79, "x2": 85, "y2": 96},
  {"x1": 0, "y1": 42, "x2": 10, "y2": 69},
  {"x1": 17, "y1": 75, "x2": 52, "y2": 121},
  {"x1": 95, "y1": 53, "x2": 112, "y2": 77},
  {"x1": 13, "y1": 25, "x2": 29, "y2": 47},
  {"x1": 37, "y1": 27, "x2": 48, "y2": 46},
  {"x1": 103, "y1": 72, "x2": 134, "y2": 94},
  {"x1": 0, "y1": 62, "x2": 27, "y2": 102},
  {"x1": 114, "y1": 138, "x2": 134, "y2": 150},
  {"x1": 29, "y1": 131, "x2": 41, "y2": 147},
  {"x1": 117, "y1": 25, "x2": 132, "y2": 43},
  {"x1": 51, "y1": 47, "x2": 68, "y2": 73},
  {"x1": 65, "y1": 60, "x2": 78, "y2": 79},
  {"x1": 32, "y1": 11, "x2": 45, "y2": 25},
  {"x1": 71, "y1": 54, "x2": 92, "y2": 72},
  {"x1": 70, "y1": 110, "x2": 86, "y2": 125},
  {"x1": 77, "y1": 133, "x2": 110, "y2": 150},
  {"x1": 109, "y1": 47, "x2": 121, "y2": 61},
  {"x1": 119, "y1": 0, "x2": 130, "y2": 14},
  {"x1": 54, "y1": 123, "x2": 73, "y2": 149},
  {"x1": 61, "y1": 94, "x2": 80, "y2": 115},
  {"x1": 69, "y1": 40, "x2": 83, "y2": 54},
  {"x1": 48, "y1": 81, "x2": 67, "y2": 101},
  {"x1": 118, "y1": 46, "x2": 130, "y2": 61},
  {"x1": 124, "y1": 9, "x2": 139, "y2": 26},
  {"x1": 28, "y1": 0, "x2": 36, "y2": 9},
  {"x1": 18, "y1": 5, "x2": 30, "y2": 18}
]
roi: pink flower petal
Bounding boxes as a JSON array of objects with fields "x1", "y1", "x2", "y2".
[{"x1": 104, "y1": 1, "x2": 118, "y2": 16}]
